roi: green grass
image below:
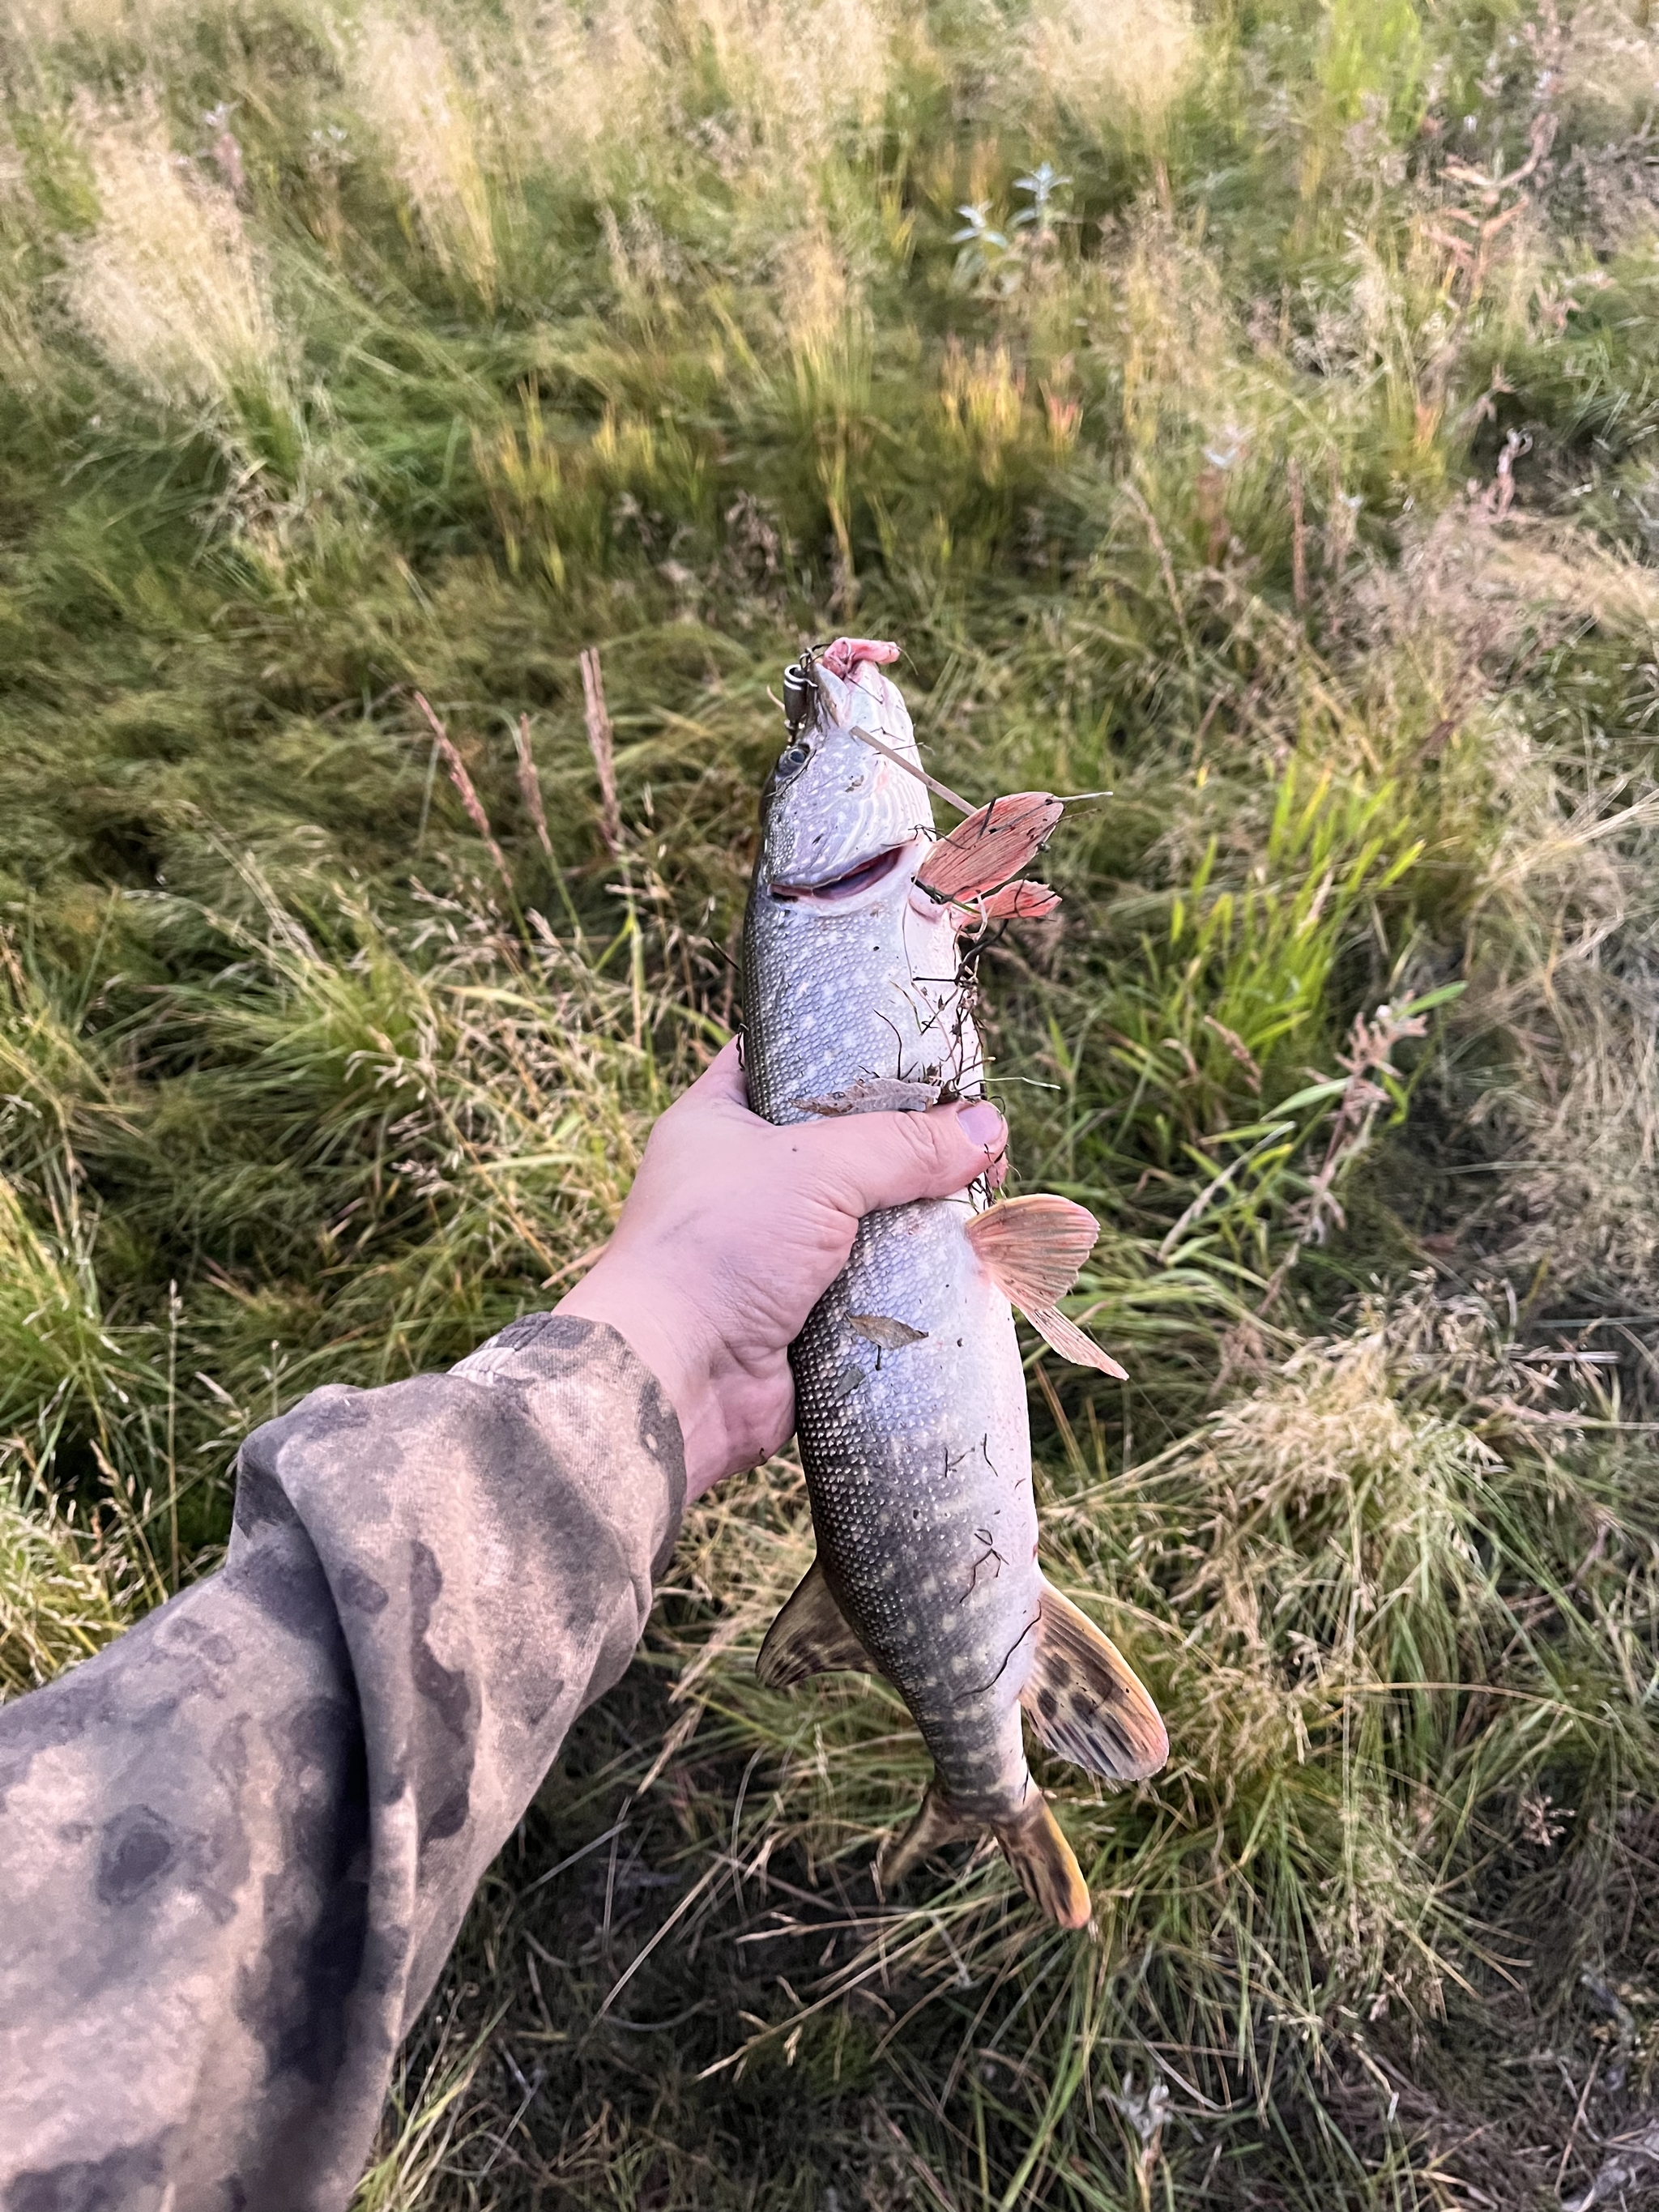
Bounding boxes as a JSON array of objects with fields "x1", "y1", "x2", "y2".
[{"x1": 4, "y1": 0, "x2": 1659, "y2": 2201}]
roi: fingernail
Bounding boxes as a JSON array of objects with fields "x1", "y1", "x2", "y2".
[{"x1": 957, "y1": 1101, "x2": 1004, "y2": 1149}]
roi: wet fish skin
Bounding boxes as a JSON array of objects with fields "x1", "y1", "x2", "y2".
[{"x1": 743, "y1": 648, "x2": 1166, "y2": 1921}]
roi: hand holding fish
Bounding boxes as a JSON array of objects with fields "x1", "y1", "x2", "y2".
[{"x1": 557, "y1": 1038, "x2": 1009, "y2": 1502}]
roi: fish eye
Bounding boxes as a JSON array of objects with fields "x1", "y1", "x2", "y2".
[{"x1": 776, "y1": 741, "x2": 812, "y2": 778}]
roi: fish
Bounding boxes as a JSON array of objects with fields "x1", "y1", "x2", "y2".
[{"x1": 741, "y1": 638, "x2": 1168, "y2": 1929}]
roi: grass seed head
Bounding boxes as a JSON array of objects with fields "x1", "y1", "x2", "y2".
[
  {"x1": 67, "y1": 97, "x2": 287, "y2": 414},
  {"x1": 352, "y1": 13, "x2": 499, "y2": 303}
]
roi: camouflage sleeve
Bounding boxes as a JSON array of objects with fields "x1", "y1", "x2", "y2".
[{"x1": 0, "y1": 1314, "x2": 685, "y2": 2212}]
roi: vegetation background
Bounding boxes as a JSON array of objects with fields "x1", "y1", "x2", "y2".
[{"x1": 3, "y1": 0, "x2": 1659, "y2": 2201}]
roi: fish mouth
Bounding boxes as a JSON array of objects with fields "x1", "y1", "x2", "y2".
[{"x1": 770, "y1": 843, "x2": 910, "y2": 905}]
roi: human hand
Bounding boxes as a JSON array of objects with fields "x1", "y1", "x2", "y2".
[{"x1": 557, "y1": 1041, "x2": 1007, "y2": 1501}]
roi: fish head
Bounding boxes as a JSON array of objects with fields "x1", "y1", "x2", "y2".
[{"x1": 757, "y1": 655, "x2": 936, "y2": 912}]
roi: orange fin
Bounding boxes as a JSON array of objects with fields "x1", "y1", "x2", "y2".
[
  {"x1": 994, "y1": 1794, "x2": 1093, "y2": 1929},
  {"x1": 1024, "y1": 1303, "x2": 1128, "y2": 1379},
  {"x1": 965, "y1": 1197, "x2": 1128, "y2": 1376},
  {"x1": 957, "y1": 880, "x2": 1061, "y2": 923},
  {"x1": 757, "y1": 1560, "x2": 871, "y2": 1690},
  {"x1": 879, "y1": 1779, "x2": 1093, "y2": 1930},
  {"x1": 965, "y1": 1194, "x2": 1100, "y2": 1307},
  {"x1": 1021, "y1": 1581, "x2": 1168, "y2": 1782},
  {"x1": 915, "y1": 793, "x2": 1063, "y2": 905}
]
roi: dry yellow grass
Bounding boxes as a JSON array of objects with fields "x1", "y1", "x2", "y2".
[
  {"x1": 0, "y1": 1472, "x2": 134, "y2": 1694},
  {"x1": 1027, "y1": 0, "x2": 1199, "y2": 141},
  {"x1": 67, "y1": 99, "x2": 286, "y2": 412},
  {"x1": 351, "y1": 14, "x2": 500, "y2": 303}
]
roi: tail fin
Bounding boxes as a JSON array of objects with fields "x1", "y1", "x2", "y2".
[
  {"x1": 993, "y1": 1796, "x2": 1092, "y2": 1929},
  {"x1": 878, "y1": 1777, "x2": 975, "y2": 1894},
  {"x1": 878, "y1": 1777, "x2": 1093, "y2": 1931}
]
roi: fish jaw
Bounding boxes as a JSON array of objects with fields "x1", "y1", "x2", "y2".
[{"x1": 757, "y1": 658, "x2": 935, "y2": 901}]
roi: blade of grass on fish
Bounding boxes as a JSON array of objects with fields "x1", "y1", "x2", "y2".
[{"x1": 847, "y1": 722, "x2": 977, "y2": 816}]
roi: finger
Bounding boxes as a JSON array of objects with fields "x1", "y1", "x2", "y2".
[
  {"x1": 685, "y1": 1036, "x2": 749, "y2": 1107},
  {"x1": 797, "y1": 1100, "x2": 1006, "y2": 1216}
]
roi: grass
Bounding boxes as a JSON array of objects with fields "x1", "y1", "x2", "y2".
[{"x1": 2, "y1": 0, "x2": 1659, "y2": 2201}]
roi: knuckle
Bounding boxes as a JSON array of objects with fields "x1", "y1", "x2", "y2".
[{"x1": 898, "y1": 1110, "x2": 949, "y2": 1178}]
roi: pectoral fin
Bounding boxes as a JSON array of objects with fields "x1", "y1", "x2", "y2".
[
  {"x1": 757, "y1": 1559, "x2": 872, "y2": 1690},
  {"x1": 964, "y1": 1196, "x2": 1128, "y2": 1378},
  {"x1": 914, "y1": 793, "x2": 1064, "y2": 905},
  {"x1": 1020, "y1": 1582, "x2": 1168, "y2": 1782},
  {"x1": 965, "y1": 880, "x2": 1060, "y2": 923}
]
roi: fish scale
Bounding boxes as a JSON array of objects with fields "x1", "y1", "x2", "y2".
[
  {"x1": 743, "y1": 642, "x2": 1167, "y2": 1925},
  {"x1": 790, "y1": 1197, "x2": 1036, "y2": 1818}
]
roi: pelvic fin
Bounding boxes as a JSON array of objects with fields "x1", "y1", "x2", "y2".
[
  {"x1": 964, "y1": 1196, "x2": 1129, "y2": 1378},
  {"x1": 757, "y1": 1559, "x2": 872, "y2": 1690}
]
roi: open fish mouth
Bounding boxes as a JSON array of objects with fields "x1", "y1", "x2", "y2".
[{"x1": 770, "y1": 843, "x2": 911, "y2": 905}]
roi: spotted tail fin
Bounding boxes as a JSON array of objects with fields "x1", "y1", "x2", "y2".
[{"x1": 878, "y1": 1777, "x2": 1094, "y2": 1931}]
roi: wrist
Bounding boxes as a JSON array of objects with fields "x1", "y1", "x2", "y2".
[{"x1": 556, "y1": 1258, "x2": 739, "y2": 1501}]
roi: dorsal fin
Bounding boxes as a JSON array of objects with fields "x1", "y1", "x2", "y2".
[
  {"x1": 914, "y1": 793, "x2": 1063, "y2": 905},
  {"x1": 965, "y1": 1196, "x2": 1128, "y2": 1378},
  {"x1": 1021, "y1": 1582, "x2": 1168, "y2": 1782},
  {"x1": 756, "y1": 1560, "x2": 872, "y2": 1690}
]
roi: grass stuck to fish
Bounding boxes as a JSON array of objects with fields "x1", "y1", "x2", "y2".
[{"x1": 2, "y1": 0, "x2": 1659, "y2": 2202}]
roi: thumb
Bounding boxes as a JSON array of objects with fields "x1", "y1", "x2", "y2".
[{"x1": 799, "y1": 1099, "x2": 1007, "y2": 1216}]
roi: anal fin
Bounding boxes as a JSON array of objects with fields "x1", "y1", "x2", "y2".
[
  {"x1": 757, "y1": 1559, "x2": 872, "y2": 1690},
  {"x1": 877, "y1": 1777, "x2": 976, "y2": 1894},
  {"x1": 1021, "y1": 1581, "x2": 1168, "y2": 1782}
]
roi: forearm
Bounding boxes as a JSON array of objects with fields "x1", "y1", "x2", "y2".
[{"x1": 0, "y1": 1315, "x2": 683, "y2": 2211}]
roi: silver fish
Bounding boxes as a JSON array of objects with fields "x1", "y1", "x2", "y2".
[{"x1": 743, "y1": 643, "x2": 1167, "y2": 1928}]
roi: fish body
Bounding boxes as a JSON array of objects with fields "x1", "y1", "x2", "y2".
[{"x1": 743, "y1": 647, "x2": 1166, "y2": 1924}]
